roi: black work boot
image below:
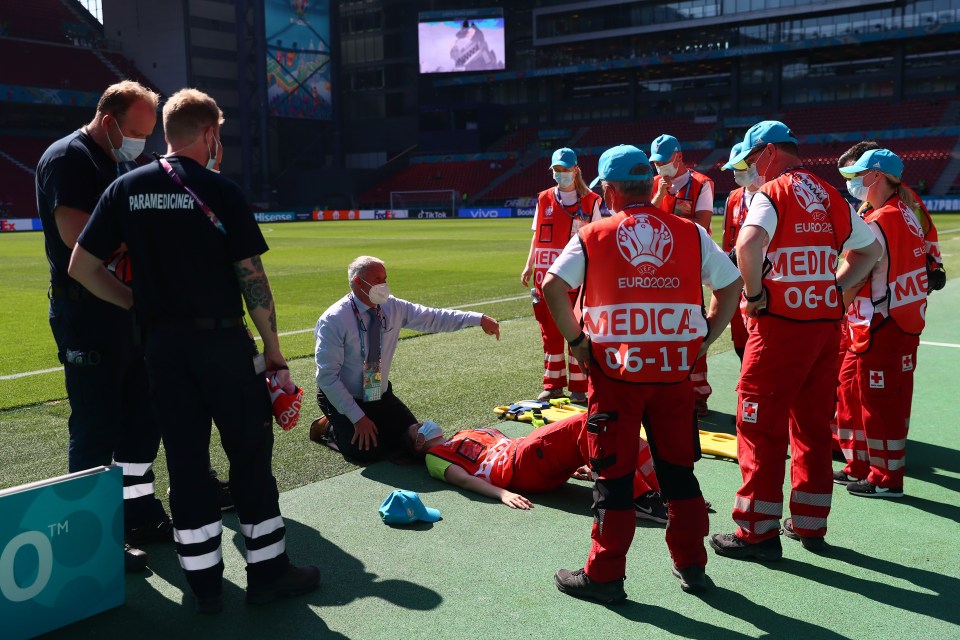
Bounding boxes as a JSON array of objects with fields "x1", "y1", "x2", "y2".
[
  {"x1": 709, "y1": 532, "x2": 782, "y2": 561},
  {"x1": 246, "y1": 564, "x2": 321, "y2": 605},
  {"x1": 672, "y1": 565, "x2": 708, "y2": 593},
  {"x1": 782, "y1": 517, "x2": 826, "y2": 552},
  {"x1": 554, "y1": 568, "x2": 626, "y2": 603}
]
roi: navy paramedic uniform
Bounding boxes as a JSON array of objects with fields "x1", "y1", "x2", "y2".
[
  {"x1": 35, "y1": 129, "x2": 166, "y2": 531},
  {"x1": 77, "y1": 155, "x2": 289, "y2": 599}
]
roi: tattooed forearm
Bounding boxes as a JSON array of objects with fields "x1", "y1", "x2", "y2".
[
  {"x1": 267, "y1": 307, "x2": 277, "y2": 333},
  {"x1": 234, "y1": 255, "x2": 273, "y2": 311}
]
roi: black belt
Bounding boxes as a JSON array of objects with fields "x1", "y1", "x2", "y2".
[
  {"x1": 49, "y1": 284, "x2": 93, "y2": 301},
  {"x1": 193, "y1": 317, "x2": 244, "y2": 330}
]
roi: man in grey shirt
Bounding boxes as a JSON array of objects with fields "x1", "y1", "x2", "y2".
[{"x1": 315, "y1": 255, "x2": 500, "y2": 463}]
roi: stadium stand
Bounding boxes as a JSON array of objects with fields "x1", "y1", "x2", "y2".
[
  {"x1": 358, "y1": 160, "x2": 516, "y2": 206},
  {"x1": 0, "y1": 0, "x2": 85, "y2": 43}
]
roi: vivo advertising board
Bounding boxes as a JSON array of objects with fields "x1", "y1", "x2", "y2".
[
  {"x1": 458, "y1": 208, "x2": 512, "y2": 218},
  {"x1": 0, "y1": 467, "x2": 123, "y2": 639}
]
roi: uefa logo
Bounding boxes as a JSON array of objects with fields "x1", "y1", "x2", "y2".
[
  {"x1": 617, "y1": 214, "x2": 673, "y2": 275},
  {"x1": 792, "y1": 175, "x2": 829, "y2": 220},
  {"x1": 898, "y1": 202, "x2": 924, "y2": 238}
]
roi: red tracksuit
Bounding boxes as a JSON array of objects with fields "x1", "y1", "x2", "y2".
[
  {"x1": 578, "y1": 207, "x2": 710, "y2": 582},
  {"x1": 531, "y1": 188, "x2": 601, "y2": 394},
  {"x1": 836, "y1": 195, "x2": 926, "y2": 489},
  {"x1": 426, "y1": 413, "x2": 659, "y2": 496},
  {"x1": 734, "y1": 169, "x2": 851, "y2": 542}
]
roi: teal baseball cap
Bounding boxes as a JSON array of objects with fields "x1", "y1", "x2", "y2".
[
  {"x1": 838, "y1": 148, "x2": 903, "y2": 180},
  {"x1": 551, "y1": 147, "x2": 578, "y2": 168},
  {"x1": 729, "y1": 121, "x2": 799, "y2": 169},
  {"x1": 649, "y1": 134, "x2": 681, "y2": 163},
  {"x1": 379, "y1": 489, "x2": 441, "y2": 525},
  {"x1": 588, "y1": 144, "x2": 653, "y2": 189},
  {"x1": 722, "y1": 142, "x2": 745, "y2": 171}
]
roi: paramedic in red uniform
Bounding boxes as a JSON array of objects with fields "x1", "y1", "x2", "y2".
[
  {"x1": 543, "y1": 144, "x2": 742, "y2": 600},
  {"x1": 834, "y1": 149, "x2": 927, "y2": 498},
  {"x1": 710, "y1": 121, "x2": 882, "y2": 561},
  {"x1": 650, "y1": 134, "x2": 716, "y2": 414},
  {"x1": 833, "y1": 142, "x2": 943, "y2": 471},
  {"x1": 521, "y1": 147, "x2": 603, "y2": 403},
  {"x1": 407, "y1": 414, "x2": 667, "y2": 522},
  {"x1": 721, "y1": 142, "x2": 763, "y2": 362}
]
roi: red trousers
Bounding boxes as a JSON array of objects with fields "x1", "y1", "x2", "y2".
[
  {"x1": 583, "y1": 371, "x2": 708, "y2": 583},
  {"x1": 835, "y1": 320, "x2": 918, "y2": 488},
  {"x1": 730, "y1": 310, "x2": 749, "y2": 352},
  {"x1": 509, "y1": 413, "x2": 658, "y2": 496},
  {"x1": 533, "y1": 291, "x2": 587, "y2": 393},
  {"x1": 734, "y1": 316, "x2": 840, "y2": 542}
]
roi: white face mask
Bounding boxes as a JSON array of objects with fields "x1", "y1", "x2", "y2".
[
  {"x1": 656, "y1": 160, "x2": 677, "y2": 179},
  {"x1": 553, "y1": 171, "x2": 574, "y2": 188},
  {"x1": 846, "y1": 176, "x2": 868, "y2": 201},
  {"x1": 206, "y1": 135, "x2": 221, "y2": 173},
  {"x1": 417, "y1": 420, "x2": 443, "y2": 443},
  {"x1": 734, "y1": 163, "x2": 763, "y2": 189},
  {"x1": 110, "y1": 119, "x2": 146, "y2": 162},
  {"x1": 360, "y1": 278, "x2": 390, "y2": 305}
]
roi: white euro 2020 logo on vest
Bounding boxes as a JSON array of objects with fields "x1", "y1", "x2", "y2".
[
  {"x1": 899, "y1": 201, "x2": 923, "y2": 238},
  {"x1": 617, "y1": 214, "x2": 673, "y2": 275},
  {"x1": 792, "y1": 173, "x2": 829, "y2": 221}
]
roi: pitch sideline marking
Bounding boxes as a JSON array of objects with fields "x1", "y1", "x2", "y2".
[{"x1": 0, "y1": 294, "x2": 531, "y2": 380}]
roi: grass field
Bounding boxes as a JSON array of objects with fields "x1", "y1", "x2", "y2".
[
  {"x1": 2, "y1": 216, "x2": 959, "y2": 640},
  {"x1": 1, "y1": 215, "x2": 958, "y2": 494}
]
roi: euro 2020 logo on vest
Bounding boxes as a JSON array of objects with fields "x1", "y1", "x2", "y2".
[
  {"x1": 792, "y1": 173, "x2": 829, "y2": 222},
  {"x1": 898, "y1": 201, "x2": 924, "y2": 239},
  {"x1": 617, "y1": 214, "x2": 674, "y2": 275}
]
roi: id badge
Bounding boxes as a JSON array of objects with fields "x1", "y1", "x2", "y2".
[
  {"x1": 674, "y1": 198, "x2": 693, "y2": 218},
  {"x1": 253, "y1": 353, "x2": 266, "y2": 374},
  {"x1": 362, "y1": 365, "x2": 382, "y2": 402}
]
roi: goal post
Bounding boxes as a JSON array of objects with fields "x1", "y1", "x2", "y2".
[{"x1": 389, "y1": 189, "x2": 458, "y2": 218}]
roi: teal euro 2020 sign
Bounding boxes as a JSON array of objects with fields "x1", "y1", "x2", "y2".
[{"x1": 0, "y1": 466, "x2": 124, "y2": 639}]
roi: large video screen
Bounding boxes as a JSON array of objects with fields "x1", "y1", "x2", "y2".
[
  {"x1": 264, "y1": 0, "x2": 332, "y2": 119},
  {"x1": 419, "y1": 12, "x2": 505, "y2": 74}
]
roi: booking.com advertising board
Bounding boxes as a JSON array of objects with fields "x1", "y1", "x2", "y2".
[{"x1": 0, "y1": 466, "x2": 124, "y2": 640}]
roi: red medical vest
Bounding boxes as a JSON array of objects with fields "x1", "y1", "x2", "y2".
[
  {"x1": 760, "y1": 169, "x2": 852, "y2": 321},
  {"x1": 847, "y1": 195, "x2": 927, "y2": 352},
  {"x1": 427, "y1": 428, "x2": 517, "y2": 487},
  {"x1": 722, "y1": 187, "x2": 748, "y2": 253},
  {"x1": 579, "y1": 206, "x2": 707, "y2": 384},
  {"x1": 654, "y1": 170, "x2": 712, "y2": 226},
  {"x1": 532, "y1": 188, "x2": 602, "y2": 290}
]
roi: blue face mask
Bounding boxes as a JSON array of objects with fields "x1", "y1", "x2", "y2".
[
  {"x1": 417, "y1": 420, "x2": 443, "y2": 445},
  {"x1": 553, "y1": 171, "x2": 574, "y2": 188},
  {"x1": 846, "y1": 176, "x2": 868, "y2": 201},
  {"x1": 110, "y1": 119, "x2": 146, "y2": 163}
]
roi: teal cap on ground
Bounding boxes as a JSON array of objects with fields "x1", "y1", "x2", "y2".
[
  {"x1": 551, "y1": 147, "x2": 577, "y2": 168},
  {"x1": 649, "y1": 134, "x2": 681, "y2": 163},
  {"x1": 838, "y1": 148, "x2": 904, "y2": 180},
  {"x1": 729, "y1": 121, "x2": 799, "y2": 169},
  {"x1": 722, "y1": 142, "x2": 745, "y2": 171},
  {"x1": 588, "y1": 144, "x2": 653, "y2": 189},
  {"x1": 379, "y1": 489, "x2": 441, "y2": 525}
]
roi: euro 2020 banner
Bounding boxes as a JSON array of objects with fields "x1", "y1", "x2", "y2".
[
  {"x1": 0, "y1": 467, "x2": 123, "y2": 640},
  {"x1": 265, "y1": 0, "x2": 332, "y2": 119}
]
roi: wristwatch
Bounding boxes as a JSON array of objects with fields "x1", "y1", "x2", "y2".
[
  {"x1": 744, "y1": 290, "x2": 763, "y2": 303},
  {"x1": 569, "y1": 331, "x2": 587, "y2": 347}
]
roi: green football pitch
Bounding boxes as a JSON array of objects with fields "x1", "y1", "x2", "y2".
[{"x1": 1, "y1": 217, "x2": 959, "y2": 639}]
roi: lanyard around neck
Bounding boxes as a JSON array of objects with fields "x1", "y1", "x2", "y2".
[
  {"x1": 554, "y1": 187, "x2": 588, "y2": 220},
  {"x1": 349, "y1": 295, "x2": 383, "y2": 365},
  {"x1": 159, "y1": 157, "x2": 226, "y2": 235}
]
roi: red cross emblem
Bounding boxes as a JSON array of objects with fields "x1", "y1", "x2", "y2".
[
  {"x1": 902, "y1": 355, "x2": 913, "y2": 372},
  {"x1": 869, "y1": 370, "x2": 885, "y2": 389},
  {"x1": 741, "y1": 401, "x2": 758, "y2": 423}
]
